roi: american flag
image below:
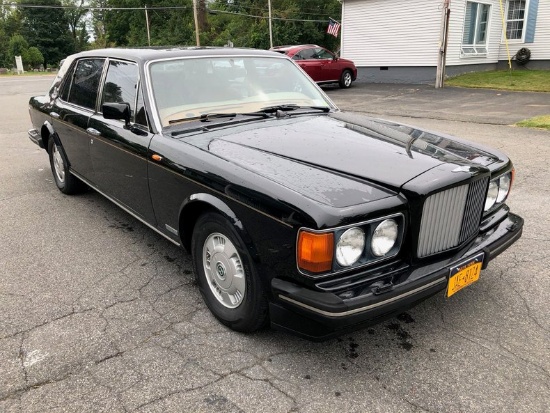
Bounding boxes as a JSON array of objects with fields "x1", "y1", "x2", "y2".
[{"x1": 327, "y1": 18, "x2": 341, "y2": 37}]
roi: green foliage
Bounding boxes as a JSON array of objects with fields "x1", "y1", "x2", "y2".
[
  {"x1": 1, "y1": 0, "x2": 343, "y2": 65},
  {"x1": 20, "y1": 0, "x2": 74, "y2": 66},
  {"x1": 6, "y1": 34, "x2": 29, "y2": 67},
  {"x1": 27, "y1": 46, "x2": 45, "y2": 68},
  {"x1": 95, "y1": 0, "x2": 342, "y2": 51},
  {"x1": 205, "y1": 0, "x2": 342, "y2": 51}
]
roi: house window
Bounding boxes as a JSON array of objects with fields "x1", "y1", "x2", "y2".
[
  {"x1": 506, "y1": 0, "x2": 526, "y2": 40},
  {"x1": 462, "y1": 2, "x2": 491, "y2": 56}
]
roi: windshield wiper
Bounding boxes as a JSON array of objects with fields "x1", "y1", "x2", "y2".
[
  {"x1": 169, "y1": 112, "x2": 271, "y2": 125},
  {"x1": 169, "y1": 113, "x2": 236, "y2": 125},
  {"x1": 244, "y1": 105, "x2": 331, "y2": 118}
]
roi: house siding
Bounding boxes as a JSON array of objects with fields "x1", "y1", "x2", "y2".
[
  {"x1": 498, "y1": 0, "x2": 550, "y2": 61},
  {"x1": 342, "y1": 0, "x2": 549, "y2": 83},
  {"x1": 341, "y1": 0, "x2": 441, "y2": 67}
]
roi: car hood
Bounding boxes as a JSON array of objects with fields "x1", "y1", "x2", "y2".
[{"x1": 181, "y1": 112, "x2": 499, "y2": 207}]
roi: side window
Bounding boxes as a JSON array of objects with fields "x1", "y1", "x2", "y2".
[
  {"x1": 101, "y1": 60, "x2": 139, "y2": 120},
  {"x1": 316, "y1": 48, "x2": 334, "y2": 59},
  {"x1": 300, "y1": 48, "x2": 316, "y2": 60},
  {"x1": 67, "y1": 59, "x2": 105, "y2": 110},
  {"x1": 58, "y1": 62, "x2": 76, "y2": 101},
  {"x1": 135, "y1": 83, "x2": 148, "y2": 128}
]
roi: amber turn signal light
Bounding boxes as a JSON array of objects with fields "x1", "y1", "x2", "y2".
[{"x1": 297, "y1": 231, "x2": 334, "y2": 273}]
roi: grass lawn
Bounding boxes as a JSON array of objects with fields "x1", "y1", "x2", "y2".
[
  {"x1": 516, "y1": 115, "x2": 550, "y2": 130},
  {"x1": 446, "y1": 69, "x2": 550, "y2": 93}
]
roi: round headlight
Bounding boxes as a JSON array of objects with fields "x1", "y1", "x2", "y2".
[
  {"x1": 496, "y1": 173, "x2": 511, "y2": 203},
  {"x1": 336, "y1": 227, "x2": 365, "y2": 266},
  {"x1": 371, "y1": 219, "x2": 398, "y2": 257},
  {"x1": 484, "y1": 180, "x2": 498, "y2": 211}
]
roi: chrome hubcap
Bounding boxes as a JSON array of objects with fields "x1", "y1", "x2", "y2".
[
  {"x1": 52, "y1": 145, "x2": 65, "y2": 183},
  {"x1": 203, "y1": 233, "x2": 245, "y2": 308}
]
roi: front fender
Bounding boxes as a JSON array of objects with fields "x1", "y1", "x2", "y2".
[{"x1": 178, "y1": 193, "x2": 259, "y2": 262}]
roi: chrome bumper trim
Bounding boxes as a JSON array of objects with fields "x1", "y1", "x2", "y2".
[{"x1": 279, "y1": 277, "x2": 447, "y2": 318}]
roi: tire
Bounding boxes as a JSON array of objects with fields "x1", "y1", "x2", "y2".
[
  {"x1": 339, "y1": 69, "x2": 353, "y2": 89},
  {"x1": 192, "y1": 212, "x2": 268, "y2": 332},
  {"x1": 47, "y1": 137, "x2": 84, "y2": 194}
]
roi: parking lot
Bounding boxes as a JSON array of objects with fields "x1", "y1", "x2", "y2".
[{"x1": 1, "y1": 76, "x2": 549, "y2": 412}]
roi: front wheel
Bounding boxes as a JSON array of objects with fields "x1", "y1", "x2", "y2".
[
  {"x1": 47, "y1": 137, "x2": 84, "y2": 194},
  {"x1": 191, "y1": 213, "x2": 268, "y2": 332},
  {"x1": 339, "y1": 69, "x2": 353, "y2": 89}
]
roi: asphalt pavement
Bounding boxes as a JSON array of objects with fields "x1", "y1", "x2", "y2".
[{"x1": 0, "y1": 76, "x2": 549, "y2": 412}]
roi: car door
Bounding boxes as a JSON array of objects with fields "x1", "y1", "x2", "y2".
[
  {"x1": 50, "y1": 58, "x2": 105, "y2": 179},
  {"x1": 88, "y1": 59, "x2": 156, "y2": 224},
  {"x1": 293, "y1": 48, "x2": 323, "y2": 81},
  {"x1": 314, "y1": 47, "x2": 340, "y2": 82}
]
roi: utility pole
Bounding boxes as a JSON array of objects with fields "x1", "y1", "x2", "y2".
[
  {"x1": 436, "y1": 0, "x2": 451, "y2": 88},
  {"x1": 144, "y1": 5, "x2": 151, "y2": 46},
  {"x1": 193, "y1": 0, "x2": 200, "y2": 46},
  {"x1": 268, "y1": 0, "x2": 273, "y2": 48}
]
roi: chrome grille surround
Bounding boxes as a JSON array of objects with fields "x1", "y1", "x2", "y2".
[{"x1": 417, "y1": 177, "x2": 489, "y2": 258}]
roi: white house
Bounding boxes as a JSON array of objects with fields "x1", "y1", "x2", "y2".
[{"x1": 340, "y1": 0, "x2": 549, "y2": 83}]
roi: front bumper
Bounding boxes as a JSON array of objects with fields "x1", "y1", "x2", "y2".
[
  {"x1": 270, "y1": 212, "x2": 523, "y2": 341},
  {"x1": 28, "y1": 128, "x2": 44, "y2": 148}
]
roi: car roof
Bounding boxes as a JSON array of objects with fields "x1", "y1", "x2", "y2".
[
  {"x1": 67, "y1": 47, "x2": 285, "y2": 63},
  {"x1": 270, "y1": 44, "x2": 320, "y2": 53}
]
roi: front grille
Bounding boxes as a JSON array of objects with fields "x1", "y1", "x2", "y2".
[{"x1": 417, "y1": 177, "x2": 488, "y2": 258}]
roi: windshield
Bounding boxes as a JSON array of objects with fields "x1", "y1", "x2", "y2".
[{"x1": 148, "y1": 56, "x2": 334, "y2": 127}]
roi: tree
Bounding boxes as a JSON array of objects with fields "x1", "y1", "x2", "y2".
[
  {"x1": 63, "y1": 0, "x2": 90, "y2": 52},
  {"x1": 205, "y1": 0, "x2": 342, "y2": 50},
  {"x1": 6, "y1": 34, "x2": 29, "y2": 68},
  {"x1": 27, "y1": 46, "x2": 45, "y2": 68},
  {"x1": 90, "y1": 0, "x2": 109, "y2": 48},
  {"x1": 20, "y1": 0, "x2": 74, "y2": 67}
]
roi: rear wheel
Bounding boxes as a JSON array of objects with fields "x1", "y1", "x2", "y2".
[
  {"x1": 47, "y1": 137, "x2": 84, "y2": 194},
  {"x1": 339, "y1": 69, "x2": 353, "y2": 88},
  {"x1": 192, "y1": 212, "x2": 268, "y2": 332}
]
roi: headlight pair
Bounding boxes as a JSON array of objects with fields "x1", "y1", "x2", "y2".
[
  {"x1": 336, "y1": 219, "x2": 399, "y2": 266},
  {"x1": 484, "y1": 170, "x2": 513, "y2": 212},
  {"x1": 298, "y1": 215, "x2": 404, "y2": 276}
]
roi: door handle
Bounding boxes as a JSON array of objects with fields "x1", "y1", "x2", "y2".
[
  {"x1": 86, "y1": 128, "x2": 101, "y2": 137},
  {"x1": 50, "y1": 112, "x2": 60, "y2": 119}
]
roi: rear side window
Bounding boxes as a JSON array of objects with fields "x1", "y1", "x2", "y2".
[
  {"x1": 299, "y1": 49, "x2": 316, "y2": 59},
  {"x1": 101, "y1": 60, "x2": 139, "y2": 121},
  {"x1": 67, "y1": 59, "x2": 105, "y2": 110}
]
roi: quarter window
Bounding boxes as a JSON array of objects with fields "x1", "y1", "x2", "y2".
[
  {"x1": 505, "y1": 0, "x2": 526, "y2": 40},
  {"x1": 462, "y1": 2, "x2": 491, "y2": 56},
  {"x1": 102, "y1": 60, "x2": 139, "y2": 121},
  {"x1": 135, "y1": 83, "x2": 148, "y2": 128},
  {"x1": 67, "y1": 59, "x2": 105, "y2": 110}
]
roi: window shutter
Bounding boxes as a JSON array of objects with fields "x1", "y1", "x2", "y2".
[
  {"x1": 463, "y1": 2, "x2": 478, "y2": 44},
  {"x1": 525, "y1": 0, "x2": 539, "y2": 43}
]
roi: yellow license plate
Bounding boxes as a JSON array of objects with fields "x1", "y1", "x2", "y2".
[{"x1": 447, "y1": 253, "x2": 484, "y2": 297}]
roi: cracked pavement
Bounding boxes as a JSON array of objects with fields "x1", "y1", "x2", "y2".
[{"x1": 0, "y1": 77, "x2": 549, "y2": 412}]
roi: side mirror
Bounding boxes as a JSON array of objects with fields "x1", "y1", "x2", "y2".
[{"x1": 102, "y1": 102, "x2": 131, "y2": 126}]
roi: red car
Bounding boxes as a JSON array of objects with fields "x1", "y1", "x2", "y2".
[{"x1": 271, "y1": 44, "x2": 357, "y2": 88}]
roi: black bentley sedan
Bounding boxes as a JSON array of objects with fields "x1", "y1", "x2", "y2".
[{"x1": 28, "y1": 47, "x2": 523, "y2": 340}]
